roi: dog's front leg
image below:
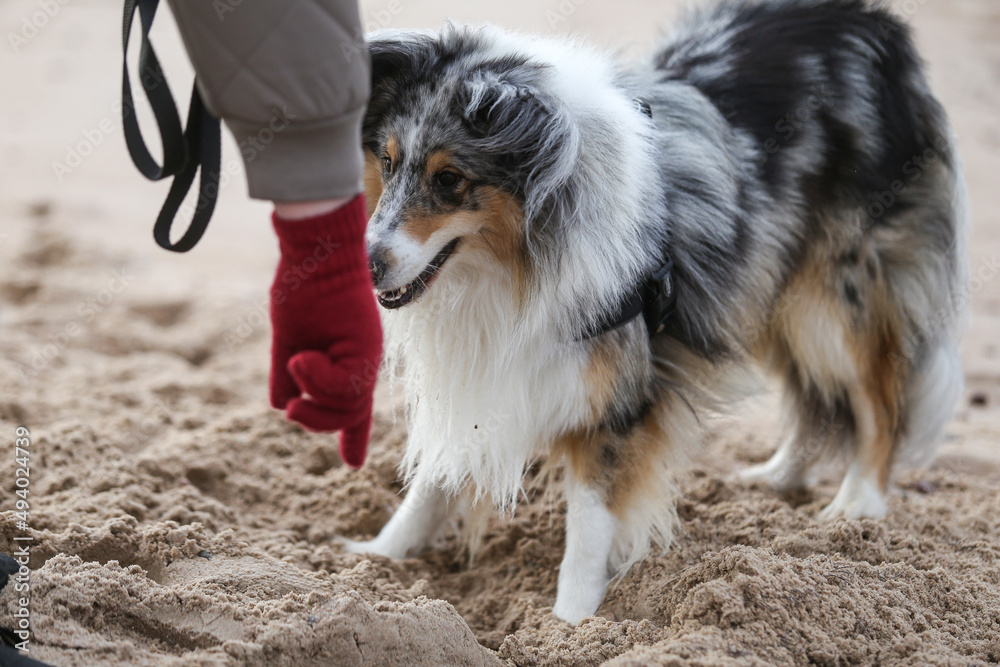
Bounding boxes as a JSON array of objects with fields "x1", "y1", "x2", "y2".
[
  {"x1": 340, "y1": 476, "x2": 452, "y2": 559},
  {"x1": 552, "y1": 477, "x2": 617, "y2": 624}
]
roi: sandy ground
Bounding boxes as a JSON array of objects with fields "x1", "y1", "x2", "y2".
[{"x1": 1, "y1": 0, "x2": 999, "y2": 665}]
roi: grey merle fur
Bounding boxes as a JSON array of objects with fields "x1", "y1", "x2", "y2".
[{"x1": 363, "y1": 0, "x2": 964, "y2": 484}]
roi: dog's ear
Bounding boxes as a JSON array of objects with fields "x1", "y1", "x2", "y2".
[
  {"x1": 368, "y1": 32, "x2": 436, "y2": 89},
  {"x1": 363, "y1": 32, "x2": 437, "y2": 145},
  {"x1": 457, "y1": 63, "x2": 572, "y2": 184},
  {"x1": 458, "y1": 65, "x2": 551, "y2": 142},
  {"x1": 458, "y1": 65, "x2": 576, "y2": 212}
]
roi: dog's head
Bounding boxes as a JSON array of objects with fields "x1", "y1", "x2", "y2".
[{"x1": 362, "y1": 27, "x2": 576, "y2": 309}]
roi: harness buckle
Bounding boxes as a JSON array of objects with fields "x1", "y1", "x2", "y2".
[{"x1": 643, "y1": 257, "x2": 676, "y2": 334}]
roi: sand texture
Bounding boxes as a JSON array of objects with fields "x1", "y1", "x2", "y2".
[{"x1": 2, "y1": 0, "x2": 999, "y2": 665}]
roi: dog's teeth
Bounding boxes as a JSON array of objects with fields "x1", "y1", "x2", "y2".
[{"x1": 400, "y1": 285, "x2": 408, "y2": 294}]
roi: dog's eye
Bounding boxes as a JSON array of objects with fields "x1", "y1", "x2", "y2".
[
  {"x1": 381, "y1": 156, "x2": 392, "y2": 174},
  {"x1": 433, "y1": 171, "x2": 461, "y2": 188}
]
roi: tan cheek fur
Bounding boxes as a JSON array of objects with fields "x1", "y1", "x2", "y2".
[
  {"x1": 395, "y1": 185, "x2": 531, "y2": 298},
  {"x1": 363, "y1": 151, "x2": 383, "y2": 218},
  {"x1": 460, "y1": 186, "x2": 531, "y2": 298},
  {"x1": 400, "y1": 151, "x2": 471, "y2": 245},
  {"x1": 401, "y1": 211, "x2": 458, "y2": 244}
]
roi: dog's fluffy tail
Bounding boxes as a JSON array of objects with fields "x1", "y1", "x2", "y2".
[
  {"x1": 900, "y1": 342, "x2": 964, "y2": 467},
  {"x1": 898, "y1": 152, "x2": 970, "y2": 467}
]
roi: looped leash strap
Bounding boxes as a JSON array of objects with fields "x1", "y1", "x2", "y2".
[{"x1": 121, "y1": 0, "x2": 221, "y2": 252}]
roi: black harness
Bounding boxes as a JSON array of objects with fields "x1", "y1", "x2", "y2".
[
  {"x1": 579, "y1": 256, "x2": 678, "y2": 339},
  {"x1": 580, "y1": 99, "x2": 678, "y2": 340},
  {"x1": 122, "y1": 0, "x2": 221, "y2": 252}
]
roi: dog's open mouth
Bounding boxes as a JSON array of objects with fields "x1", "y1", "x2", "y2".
[{"x1": 376, "y1": 238, "x2": 461, "y2": 309}]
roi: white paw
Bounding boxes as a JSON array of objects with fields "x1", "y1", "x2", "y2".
[
  {"x1": 737, "y1": 461, "x2": 805, "y2": 492},
  {"x1": 552, "y1": 588, "x2": 604, "y2": 625},
  {"x1": 818, "y1": 479, "x2": 888, "y2": 521},
  {"x1": 738, "y1": 462, "x2": 779, "y2": 484},
  {"x1": 335, "y1": 536, "x2": 406, "y2": 559},
  {"x1": 552, "y1": 569, "x2": 609, "y2": 625}
]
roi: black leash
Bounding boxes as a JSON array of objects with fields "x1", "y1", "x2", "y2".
[{"x1": 121, "y1": 0, "x2": 221, "y2": 252}]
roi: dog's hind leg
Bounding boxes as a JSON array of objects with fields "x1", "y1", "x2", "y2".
[
  {"x1": 821, "y1": 323, "x2": 963, "y2": 519},
  {"x1": 818, "y1": 377, "x2": 897, "y2": 520},
  {"x1": 744, "y1": 330, "x2": 854, "y2": 493},
  {"x1": 739, "y1": 384, "x2": 847, "y2": 492},
  {"x1": 552, "y1": 472, "x2": 617, "y2": 624},
  {"x1": 898, "y1": 340, "x2": 963, "y2": 466},
  {"x1": 339, "y1": 475, "x2": 453, "y2": 559},
  {"x1": 739, "y1": 434, "x2": 810, "y2": 491},
  {"x1": 740, "y1": 432, "x2": 830, "y2": 493},
  {"x1": 815, "y1": 269, "x2": 906, "y2": 520},
  {"x1": 756, "y1": 255, "x2": 906, "y2": 520}
]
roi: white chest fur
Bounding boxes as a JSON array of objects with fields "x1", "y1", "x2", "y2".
[{"x1": 381, "y1": 261, "x2": 591, "y2": 510}]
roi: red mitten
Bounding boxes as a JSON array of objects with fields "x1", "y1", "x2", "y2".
[{"x1": 269, "y1": 194, "x2": 382, "y2": 469}]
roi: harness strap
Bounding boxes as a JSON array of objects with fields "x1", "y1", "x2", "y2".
[
  {"x1": 580, "y1": 98, "x2": 677, "y2": 340},
  {"x1": 579, "y1": 256, "x2": 677, "y2": 340},
  {"x1": 122, "y1": 0, "x2": 221, "y2": 252}
]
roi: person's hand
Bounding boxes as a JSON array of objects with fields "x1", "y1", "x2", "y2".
[{"x1": 269, "y1": 194, "x2": 382, "y2": 469}]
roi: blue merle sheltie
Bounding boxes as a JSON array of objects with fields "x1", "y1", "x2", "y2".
[{"x1": 342, "y1": 0, "x2": 968, "y2": 623}]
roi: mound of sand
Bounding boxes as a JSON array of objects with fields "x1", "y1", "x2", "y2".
[{"x1": 2, "y1": 0, "x2": 1000, "y2": 665}]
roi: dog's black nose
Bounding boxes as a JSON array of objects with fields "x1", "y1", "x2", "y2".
[{"x1": 368, "y1": 245, "x2": 390, "y2": 286}]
